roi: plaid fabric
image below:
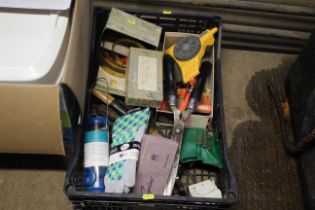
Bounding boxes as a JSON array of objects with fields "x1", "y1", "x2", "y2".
[
  {"x1": 106, "y1": 108, "x2": 150, "y2": 182},
  {"x1": 106, "y1": 160, "x2": 126, "y2": 181},
  {"x1": 112, "y1": 108, "x2": 150, "y2": 146}
]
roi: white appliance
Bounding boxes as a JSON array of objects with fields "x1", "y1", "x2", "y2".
[{"x1": 0, "y1": 0, "x2": 71, "y2": 82}]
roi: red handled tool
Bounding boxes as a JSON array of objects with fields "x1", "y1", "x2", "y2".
[
  {"x1": 163, "y1": 52, "x2": 212, "y2": 195},
  {"x1": 178, "y1": 79, "x2": 196, "y2": 111}
]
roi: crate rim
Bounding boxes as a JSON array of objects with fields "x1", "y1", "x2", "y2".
[{"x1": 64, "y1": 5, "x2": 238, "y2": 209}]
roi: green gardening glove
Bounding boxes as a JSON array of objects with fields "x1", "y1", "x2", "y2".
[{"x1": 180, "y1": 128, "x2": 223, "y2": 169}]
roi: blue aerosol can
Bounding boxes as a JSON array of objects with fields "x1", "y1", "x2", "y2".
[{"x1": 83, "y1": 115, "x2": 109, "y2": 192}]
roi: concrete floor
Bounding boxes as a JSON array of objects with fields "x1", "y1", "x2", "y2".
[
  {"x1": 0, "y1": 169, "x2": 71, "y2": 210},
  {"x1": 0, "y1": 48, "x2": 298, "y2": 210},
  {"x1": 221, "y1": 49, "x2": 296, "y2": 147},
  {"x1": 246, "y1": 0, "x2": 315, "y2": 7}
]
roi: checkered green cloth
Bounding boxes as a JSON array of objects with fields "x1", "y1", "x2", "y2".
[
  {"x1": 106, "y1": 160, "x2": 125, "y2": 182},
  {"x1": 105, "y1": 108, "x2": 150, "y2": 193},
  {"x1": 112, "y1": 109, "x2": 150, "y2": 146}
]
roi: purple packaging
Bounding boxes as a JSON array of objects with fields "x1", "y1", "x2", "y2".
[{"x1": 133, "y1": 134, "x2": 178, "y2": 195}]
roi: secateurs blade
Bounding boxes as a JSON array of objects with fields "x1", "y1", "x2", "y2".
[{"x1": 163, "y1": 50, "x2": 212, "y2": 195}]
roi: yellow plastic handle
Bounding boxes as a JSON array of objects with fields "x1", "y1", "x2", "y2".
[{"x1": 165, "y1": 27, "x2": 218, "y2": 84}]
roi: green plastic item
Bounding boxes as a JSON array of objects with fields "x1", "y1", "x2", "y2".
[{"x1": 180, "y1": 128, "x2": 224, "y2": 169}]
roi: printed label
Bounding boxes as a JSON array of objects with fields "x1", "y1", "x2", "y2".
[
  {"x1": 84, "y1": 130, "x2": 108, "y2": 143},
  {"x1": 163, "y1": 10, "x2": 172, "y2": 15},
  {"x1": 188, "y1": 179, "x2": 222, "y2": 198},
  {"x1": 84, "y1": 142, "x2": 109, "y2": 167},
  {"x1": 137, "y1": 55, "x2": 158, "y2": 91},
  {"x1": 109, "y1": 149, "x2": 139, "y2": 165},
  {"x1": 110, "y1": 141, "x2": 141, "y2": 155},
  {"x1": 127, "y1": 19, "x2": 136, "y2": 25},
  {"x1": 142, "y1": 194, "x2": 155, "y2": 200}
]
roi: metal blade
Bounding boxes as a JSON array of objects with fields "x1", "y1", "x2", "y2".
[{"x1": 164, "y1": 107, "x2": 185, "y2": 195}]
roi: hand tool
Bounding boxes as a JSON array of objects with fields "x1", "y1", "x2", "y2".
[
  {"x1": 178, "y1": 79, "x2": 197, "y2": 111},
  {"x1": 95, "y1": 104, "x2": 120, "y2": 121},
  {"x1": 164, "y1": 28, "x2": 217, "y2": 84},
  {"x1": 163, "y1": 52, "x2": 212, "y2": 195},
  {"x1": 92, "y1": 88, "x2": 128, "y2": 115}
]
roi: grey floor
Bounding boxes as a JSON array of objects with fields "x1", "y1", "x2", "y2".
[
  {"x1": 246, "y1": 0, "x2": 315, "y2": 7},
  {"x1": 0, "y1": 169, "x2": 71, "y2": 210},
  {"x1": 0, "y1": 49, "x2": 296, "y2": 210}
]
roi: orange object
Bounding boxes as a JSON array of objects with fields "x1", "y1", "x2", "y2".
[
  {"x1": 179, "y1": 79, "x2": 197, "y2": 111},
  {"x1": 281, "y1": 100, "x2": 291, "y2": 121},
  {"x1": 197, "y1": 97, "x2": 212, "y2": 113},
  {"x1": 160, "y1": 100, "x2": 168, "y2": 110},
  {"x1": 177, "y1": 88, "x2": 188, "y2": 98},
  {"x1": 121, "y1": 57, "x2": 128, "y2": 65}
]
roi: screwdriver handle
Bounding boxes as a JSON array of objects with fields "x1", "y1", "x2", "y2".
[
  {"x1": 187, "y1": 61, "x2": 212, "y2": 110},
  {"x1": 164, "y1": 55, "x2": 177, "y2": 107},
  {"x1": 179, "y1": 79, "x2": 196, "y2": 111},
  {"x1": 92, "y1": 89, "x2": 128, "y2": 115}
]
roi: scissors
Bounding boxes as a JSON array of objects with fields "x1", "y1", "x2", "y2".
[{"x1": 163, "y1": 49, "x2": 212, "y2": 195}]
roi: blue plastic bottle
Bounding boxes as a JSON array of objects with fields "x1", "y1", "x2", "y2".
[{"x1": 83, "y1": 115, "x2": 109, "y2": 192}]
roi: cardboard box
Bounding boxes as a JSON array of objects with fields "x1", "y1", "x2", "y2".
[
  {"x1": 0, "y1": 0, "x2": 91, "y2": 155},
  {"x1": 161, "y1": 32, "x2": 215, "y2": 129},
  {"x1": 95, "y1": 8, "x2": 162, "y2": 97},
  {"x1": 126, "y1": 48, "x2": 164, "y2": 108},
  {"x1": 105, "y1": 8, "x2": 162, "y2": 48}
]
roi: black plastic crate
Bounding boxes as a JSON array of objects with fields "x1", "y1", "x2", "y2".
[{"x1": 64, "y1": 7, "x2": 237, "y2": 210}]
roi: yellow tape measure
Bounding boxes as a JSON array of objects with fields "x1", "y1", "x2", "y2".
[{"x1": 165, "y1": 27, "x2": 218, "y2": 84}]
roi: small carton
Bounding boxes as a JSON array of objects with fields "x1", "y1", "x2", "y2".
[
  {"x1": 106, "y1": 8, "x2": 162, "y2": 48},
  {"x1": 126, "y1": 48, "x2": 164, "y2": 108}
]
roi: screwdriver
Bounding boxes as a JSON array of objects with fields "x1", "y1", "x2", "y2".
[{"x1": 92, "y1": 89, "x2": 128, "y2": 115}]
